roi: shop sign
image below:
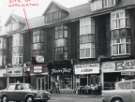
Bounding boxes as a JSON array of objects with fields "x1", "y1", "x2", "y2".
[
  {"x1": 7, "y1": 67, "x2": 23, "y2": 77},
  {"x1": 35, "y1": 56, "x2": 44, "y2": 63},
  {"x1": 102, "y1": 62, "x2": 115, "y2": 72},
  {"x1": 51, "y1": 68, "x2": 72, "y2": 74},
  {"x1": 74, "y1": 63, "x2": 99, "y2": 75},
  {"x1": 121, "y1": 71, "x2": 135, "y2": 76},
  {"x1": 0, "y1": 69, "x2": 6, "y2": 77},
  {"x1": 34, "y1": 66, "x2": 42, "y2": 73},
  {"x1": 116, "y1": 60, "x2": 135, "y2": 71}
]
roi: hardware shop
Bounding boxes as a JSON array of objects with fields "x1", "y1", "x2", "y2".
[
  {"x1": 74, "y1": 63, "x2": 101, "y2": 94},
  {"x1": 102, "y1": 59, "x2": 135, "y2": 90}
]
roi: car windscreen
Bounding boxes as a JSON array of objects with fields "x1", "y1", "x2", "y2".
[
  {"x1": 116, "y1": 82, "x2": 131, "y2": 89},
  {"x1": 23, "y1": 84, "x2": 35, "y2": 90},
  {"x1": 7, "y1": 84, "x2": 15, "y2": 90}
]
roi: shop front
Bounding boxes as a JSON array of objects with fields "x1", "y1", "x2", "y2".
[
  {"x1": 6, "y1": 67, "x2": 24, "y2": 84},
  {"x1": 30, "y1": 64, "x2": 49, "y2": 90},
  {"x1": 48, "y1": 61, "x2": 73, "y2": 94},
  {"x1": 102, "y1": 59, "x2": 135, "y2": 90},
  {"x1": 74, "y1": 63, "x2": 101, "y2": 95},
  {"x1": 0, "y1": 69, "x2": 7, "y2": 89}
]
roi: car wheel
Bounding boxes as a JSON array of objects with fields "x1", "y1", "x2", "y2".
[
  {"x1": 25, "y1": 96, "x2": 33, "y2": 102},
  {"x1": 112, "y1": 98, "x2": 123, "y2": 102},
  {"x1": 1, "y1": 96, "x2": 8, "y2": 102}
]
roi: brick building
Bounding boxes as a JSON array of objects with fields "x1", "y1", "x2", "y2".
[{"x1": 0, "y1": 0, "x2": 135, "y2": 94}]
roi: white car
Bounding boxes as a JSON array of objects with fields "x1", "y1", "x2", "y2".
[
  {"x1": 102, "y1": 79, "x2": 135, "y2": 102},
  {"x1": 0, "y1": 83, "x2": 51, "y2": 102}
]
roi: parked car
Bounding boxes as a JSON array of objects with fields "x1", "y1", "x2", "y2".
[
  {"x1": 102, "y1": 79, "x2": 135, "y2": 102},
  {"x1": 0, "y1": 83, "x2": 51, "y2": 102}
]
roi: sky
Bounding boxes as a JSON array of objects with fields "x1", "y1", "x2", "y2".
[{"x1": 0, "y1": 0, "x2": 88, "y2": 26}]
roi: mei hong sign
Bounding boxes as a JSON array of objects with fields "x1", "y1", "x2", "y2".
[
  {"x1": 74, "y1": 63, "x2": 100, "y2": 75},
  {"x1": 116, "y1": 60, "x2": 135, "y2": 71}
]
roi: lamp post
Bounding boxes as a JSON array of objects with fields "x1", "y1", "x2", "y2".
[
  {"x1": 98, "y1": 55, "x2": 107, "y2": 93},
  {"x1": 5, "y1": 65, "x2": 9, "y2": 87}
]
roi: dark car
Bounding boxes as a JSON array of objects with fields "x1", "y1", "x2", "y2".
[{"x1": 0, "y1": 83, "x2": 51, "y2": 102}]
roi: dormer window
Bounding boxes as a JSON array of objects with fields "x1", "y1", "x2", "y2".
[
  {"x1": 90, "y1": 0, "x2": 102, "y2": 11},
  {"x1": 90, "y1": 0, "x2": 120, "y2": 11},
  {"x1": 43, "y1": 1, "x2": 69, "y2": 24},
  {"x1": 103, "y1": 0, "x2": 118, "y2": 8}
]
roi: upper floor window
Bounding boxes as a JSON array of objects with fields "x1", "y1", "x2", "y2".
[
  {"x1": 79, "y1": 17, "x2": 95, "y2": 59},
  {"x1": 80, "y1": 43, "x2": 95, "y2": 59},
  {"x1": 0, "y1": 55, "x2": 6, "y2": 66},
  {"x1": 6, "y1": 22, "x2": 19, "y2": 32},
  {"x1": 0, "y1": 38, "x2": 6, "y2": 49},
  {"x1": 103, "y1": 0, "x2": 117, "y2": 8},
  {"x1": 54, "y1": 25, "x2": 69, "y2": 60},
  {"x1": 45, "y1": 11, "x2": 62, "y2": 23},
  {"x1": 80, "y1": 34, "x2": 95, "y2": 44},
  {"x1": 12, "y1": 55, "x2": 23, "y2": 65},
  {"x1": 55, "y1": 25, "x2": 68, "y2": 39},
  {"x1": 111, "y1": 9, "x2": 130, "y2": 30},
  {"x1": 90, "y1": 0, "x2": 102, "y2": 11},
  {"x1": 12, "y1": 33, "x2": 23, "y2": 47},
  {"x1": 32, "y1": 43, "x2": 44, "y2": 50},
  {"x1": 33, "y1": 30, "x2": 45, "y2": 43},
  {"x1": 54, "y1": 46, "x2": 68, "y2": 60},
  {"x1": 90, "y1": 0, "x2": 119, "y2": 11},
  {"x1": 12, "y1": 47, "x2": 23, "y2": 55},
  {"x1": 111, "y1": 29, "x2": 131, "y2": 56}
]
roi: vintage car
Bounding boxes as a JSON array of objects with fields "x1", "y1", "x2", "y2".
[
  {"x1": 102, "y1": 79, "x2": 135, "y2": 102},
  {"x1": 0, "y1": 83, "x2": 51, "y2": 102}
]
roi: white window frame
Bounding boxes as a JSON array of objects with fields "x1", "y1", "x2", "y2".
[
  {"x1": 103, "y1": 0, "x2": 117, "y2": 8},
  {"x1": 12, "y1": 55, "x2": 23, "y2": 65},
  {"x1": 90, "y1": 0, "x2": 103, "y2": 11},
  {"x1": 111, "y1": 9, "x2": 130, "y2": 30},
  {"x1": 79, "y1": 17, "x2": 95, "y2": 59},
  {"x1": 111, "y1": 38, "x2": 131, "y2": 56},
  {"x1": 80, "y1": 43, "x2": 95, "y2": 59}
]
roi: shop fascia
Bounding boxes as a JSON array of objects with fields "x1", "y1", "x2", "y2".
[
  {"x1": 51, "y1": 68, "x2": 72, "y2": 74},
  {"x1": 74, "y1": 63, "x2": 100, "y2": 75},
  {"x1": 102, "y1": 59, "x2": 135, "y2": 75},
  {"x1": 6, "y1": 67, "x2": 23, "y2": 77}
]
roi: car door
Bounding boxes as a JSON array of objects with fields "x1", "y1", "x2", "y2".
[
  {"x1": 131, "y1": 81, "x2": 135, "y2": 102},
  {"x1": 14, "y1": 84, "x2": 27, "y2": 101},
  {"x1": 4, "y1": 84, "x2": 16, "y2": 101}
]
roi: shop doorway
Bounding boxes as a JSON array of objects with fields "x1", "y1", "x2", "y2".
[
  {"x1": 80, "y1": 77, "x2": 87, "y2": 86},
  {"x1": 36, "y1": 77, "x2": 46, "y2": 90}
]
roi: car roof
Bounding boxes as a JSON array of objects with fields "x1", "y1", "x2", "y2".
[{"x1": 9, "y1": 83, "x2": 30, "y2": 85}]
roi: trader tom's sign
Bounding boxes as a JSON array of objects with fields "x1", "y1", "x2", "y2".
[{"x1": 74, "y1": 63, "x2": 100, "y2": 75}]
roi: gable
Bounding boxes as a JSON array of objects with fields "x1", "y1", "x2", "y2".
[
  {"x1": 5, "y1": 16, "x2": 17, "y2": 26},
  {"x1": 5, "y1": 14, "x2": 25, "y2": 26},
  {"x1": 45, "y1": 3, "x2": 61, "y2": 14},
  {"x1": 43, "y1": 1, "x2": 68, "y2": 15}
]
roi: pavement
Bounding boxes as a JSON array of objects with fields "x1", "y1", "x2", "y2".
[{"x1": 48, "y1": 94, "x2": 102, "y2": 102}]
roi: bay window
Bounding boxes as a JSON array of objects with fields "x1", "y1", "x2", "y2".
[
  {"x1": 12, "y1": 33, "x2": 24, "y2": 65},
  {"x1": 111, "y1": 10, "x2": 131, "y2": 56},
  {"x1": 32, "y1": 30, "x2": 46, "y2": 57},
  {"x1": 54, "y1": 25, "x2": 68, "y2": 60},
  {"x1": 79, "y1": 17, "x2": 95, "y2": 59},
  {"x1": 33, "y1": 30, "x2": 45, "y2": 43},
  {"x1": 111, "y1": 29, "x2": 131, "y2": 56}
]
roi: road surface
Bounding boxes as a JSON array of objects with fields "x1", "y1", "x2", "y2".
[{"x1": 48, "y1": 94, "x2": 102, "y2": 102}]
